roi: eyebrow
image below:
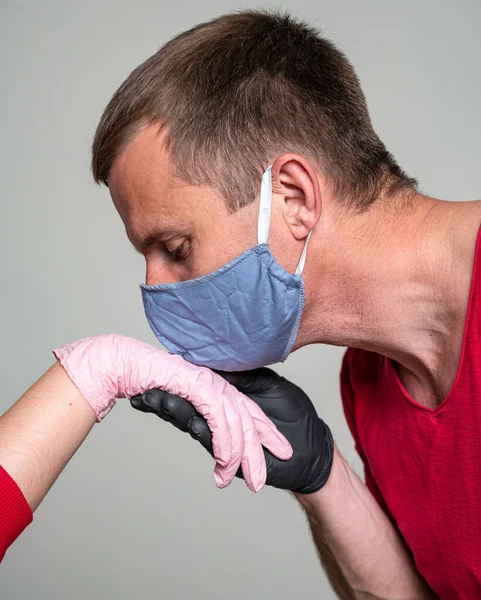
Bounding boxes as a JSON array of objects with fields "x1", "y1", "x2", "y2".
[{"x1": 132, "y1": 227, "x2": 186, "y2": 254}]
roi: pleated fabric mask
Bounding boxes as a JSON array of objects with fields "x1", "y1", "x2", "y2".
[{"x1": 141, "y1": 166, "x2": 311, "y2": 371}]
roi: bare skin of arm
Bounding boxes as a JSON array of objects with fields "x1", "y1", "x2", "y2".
[
  {"x1": 296, "y1": 449, "x2": 437, "y2": 600},
  {"x1": 130, "y1": 380, "x2": 437, "y2": 599},
  {"x1": 0, "y1": 362, "x2": 96, "y2": 511}
]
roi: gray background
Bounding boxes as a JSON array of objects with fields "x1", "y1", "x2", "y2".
[{"x1": 1, "y1": 0, "x2": 480, "y2": 598}]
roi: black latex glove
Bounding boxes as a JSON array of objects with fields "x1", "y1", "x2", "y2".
[{"x1": 130, "y1": 368, "x2": 334, "y2": 494}]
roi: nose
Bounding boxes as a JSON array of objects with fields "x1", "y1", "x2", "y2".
[{"x1": 145, "y1": 256, "x2": 181, "y2": 286}]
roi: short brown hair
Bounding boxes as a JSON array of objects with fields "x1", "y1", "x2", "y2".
[{"x1": 92, "y1": 9, "x2": 416, "y2": 210}]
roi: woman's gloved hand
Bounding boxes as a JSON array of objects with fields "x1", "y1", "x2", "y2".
[
  {"x1": 130, "y1": 368, "x2": 334, "y2": 494},
  {"x1": 53, "y1": 335, "x2": 292, "y2": 492}
]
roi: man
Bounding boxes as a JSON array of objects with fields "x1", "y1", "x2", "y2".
[{"x1": 91, "y1": 9, "x2": 481, "y2": 599}]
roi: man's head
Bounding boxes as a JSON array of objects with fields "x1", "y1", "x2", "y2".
[{"x1": 92, "y1": 9, "x2": 416, "y2": 350}]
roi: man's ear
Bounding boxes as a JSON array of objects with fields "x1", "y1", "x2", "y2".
[{"x1": 271, "y1": 155, "x2": 322, "y2": 241}]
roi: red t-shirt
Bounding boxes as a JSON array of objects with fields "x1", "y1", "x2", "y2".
[
  {"x1": 341, "y1": 232, "x2": 481, "y2": 599},
  {"x1": 0, "y1": 465, "x2": 33, "y2": 562}
]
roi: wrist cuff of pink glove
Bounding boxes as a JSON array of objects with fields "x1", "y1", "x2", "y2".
[{"x1": 52, "y1": 346, "x2": 116, "y2": 422}]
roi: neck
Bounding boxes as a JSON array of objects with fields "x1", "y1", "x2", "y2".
[{"x1": 300, "y1": 192, "x2": 481, "y2": 405}]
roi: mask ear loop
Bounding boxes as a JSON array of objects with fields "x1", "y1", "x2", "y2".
[
  {"x1": 295, "y1": 230, "x2": 312, "y2": 276},
  {"x1": 258, "y1": 165, "x2": 312, "y2": 276},
  {"x1": 257, "y1": 166, "x2": 272, "y2": 244}
]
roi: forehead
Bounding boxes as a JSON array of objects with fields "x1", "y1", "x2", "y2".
[
  {"x1": 108, "y1": 125, "x2": 176, "y2": 220},
  {"x1": 108, "y1": 125, "x2": 223, "y2": 245}
]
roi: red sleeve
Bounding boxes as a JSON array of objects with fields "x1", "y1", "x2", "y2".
[
  {"x1": 0, "y1": 465, "x2": 33, "y2": 562},
  {"x1": 340, "y1": 349, "x2": 391, "y2": 515}
]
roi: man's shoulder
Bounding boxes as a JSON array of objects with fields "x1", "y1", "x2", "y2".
[
  {"x1": 342, "y1": 347, "x2": 384, "y2": 385},
  {"x1": 341, "y1": 349, "x2": 385, "y2": 435}
]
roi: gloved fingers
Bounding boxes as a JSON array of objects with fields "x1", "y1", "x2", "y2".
[
  {"x1": 244, "y1": 397, "x2": 293, "y2": 461},
  {"x1": 186, "y1": 414, "x2": 269, "y2": 487},
  {"x1": 237, "y1": 405, "x2": 267, "y2": 492},
  {"x1": 130, "y1": 388, "x2": 216, "y2": 454},
  {"x1": 130, "y1": 389, "x2": 200, "y2": 433},
  {"x1": 155, "y1": 391, "x2": 201, "y2": 432},
  {"x1": 130, "y1": 394, "x2": 147, "y2": 412},
  {"x1": 212, "y1": 395, "x2": 244, "y2": 488},
  {"x1": 132, "y1": 389, "x2": 163, "y2": 412},
  {"x1": 193, "y1": 400, "x2": 234, "y2": 471},
  {"x1": 161, "y1": 392, "x2": 201, "y2": 423},
  {"x1": 187, "y1": 415, "x2": 213, "y2": 453},
  {"x1": 214, "y1": 398, "x2": 267, "y2": 493},
  {"x1": 135, "y1": 362, "x2": 273, "y2": 488}
]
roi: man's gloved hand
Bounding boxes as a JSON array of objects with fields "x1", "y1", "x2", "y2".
[{"x1": 131, "y1": 368, "x2": 334, "y2": 494}]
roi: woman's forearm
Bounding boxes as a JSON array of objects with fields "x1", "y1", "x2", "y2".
[
  {"x1": 297, "y1": 449, "x2": 436, "y2": 600},
  {"x1": 0, "y1": 362, "x2": 96, "y2": 511}
]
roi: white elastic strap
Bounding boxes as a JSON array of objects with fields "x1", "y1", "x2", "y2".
[
  {"x1": 257, "y1": 166, "x2": 273, "y2": 244},
  {"x1": 295, "y1": 230, "x2": 312, "y2": 276},
  {"x1": 258, "y1": 165, "x2": 312, "y2": 276}
]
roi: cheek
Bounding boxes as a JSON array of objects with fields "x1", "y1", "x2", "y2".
[
  {"x1": 191, "y1": 230, "x2": 255, "y2": 277},
  {"x1": 191, "y1": 240, "x2": 234, "y2": 277},
  {"x1": 145, "y1": 256, "x2": 181, "y2": 286}
]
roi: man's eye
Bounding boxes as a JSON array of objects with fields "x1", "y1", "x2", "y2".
[{"x1": 169, "y1": 242, "x2": 190, "y2": 262}]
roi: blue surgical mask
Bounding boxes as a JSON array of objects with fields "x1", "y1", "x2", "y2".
[{"x1": 140, "y1": 166, "x2": 311, "y2": 371}]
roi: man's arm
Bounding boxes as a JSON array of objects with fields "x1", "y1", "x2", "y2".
[
  {"x1": 296, "y1": 448, "x2": 436, "y2": 600},
  {"x1": 0, "y1": 362, "x2": 96, "y2": 512},
  {"x1": 131, "y1": 370, "x2": 437, "y2": 600}
]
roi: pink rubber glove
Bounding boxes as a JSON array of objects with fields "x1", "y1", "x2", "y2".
[{"x1": 53, "y1": 334, "x2": 292, "y2": 492}]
